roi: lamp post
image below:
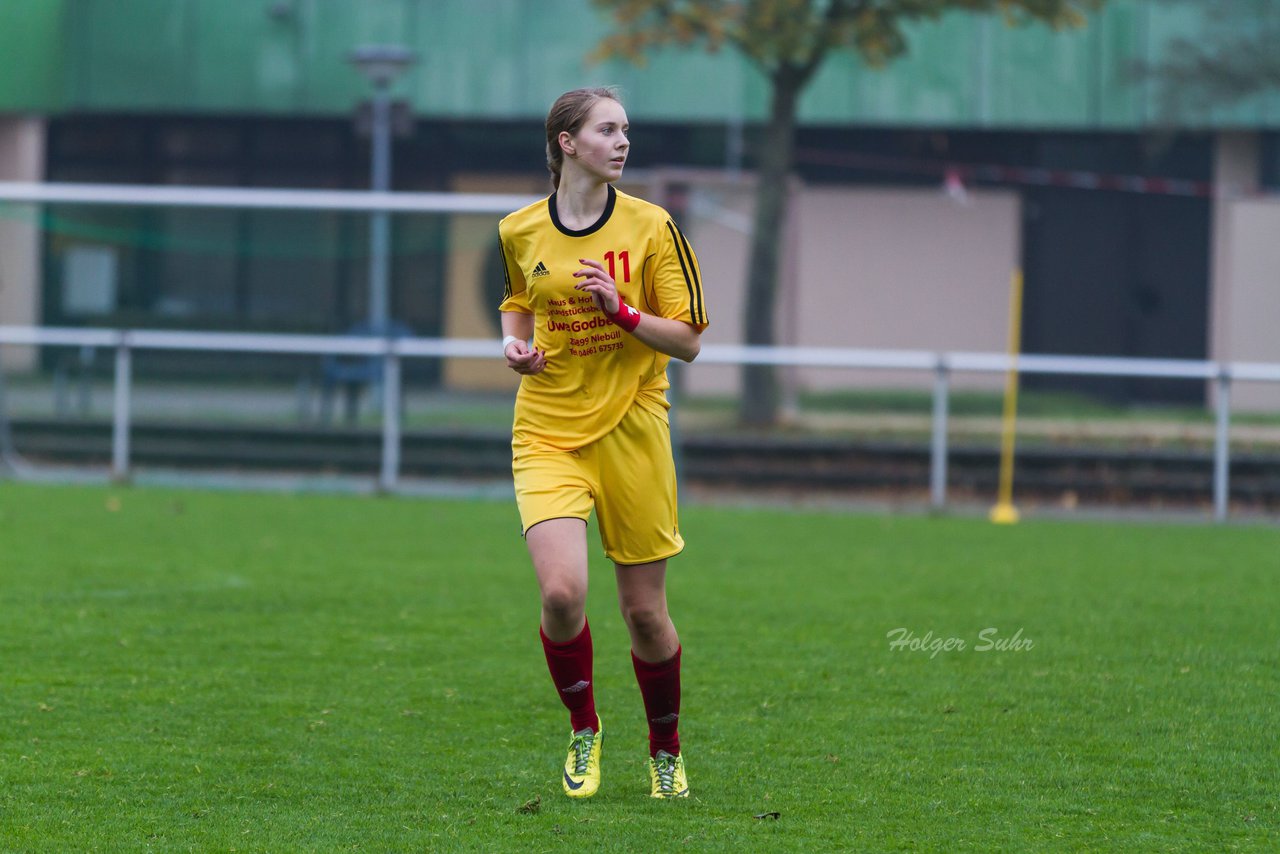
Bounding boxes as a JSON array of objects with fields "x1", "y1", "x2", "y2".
[{"x1": 347, "y1": 44, "x2": 416, "y2": 331}]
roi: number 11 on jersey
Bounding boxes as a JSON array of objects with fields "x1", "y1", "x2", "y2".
[{"x1": 603, "y1": 250, "x2": 631, "y2": 284}]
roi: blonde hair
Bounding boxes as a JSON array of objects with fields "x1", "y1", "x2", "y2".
[{"x1": 545, "y1": 87, "x2": 621, "y2": 190}]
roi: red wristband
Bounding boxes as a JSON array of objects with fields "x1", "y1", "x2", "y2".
[{"x1": 607, "y1": 299, "x2": 641, "y2": 333}]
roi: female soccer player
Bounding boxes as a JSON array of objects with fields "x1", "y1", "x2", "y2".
[{"x1": 497, "y1": 87, "x2": 708, "y2": 800}]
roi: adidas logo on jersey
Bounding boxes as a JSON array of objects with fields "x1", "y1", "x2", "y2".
[{"x1": 531, "y1": 261, "x2": 550, "y2": 278}]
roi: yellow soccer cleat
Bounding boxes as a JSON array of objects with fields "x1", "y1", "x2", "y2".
[
  {"x1": 648, "y1": 749, "x2": 689, "y2": 799},
  {"x1": 561, "y1": 718, "x2": 602, "y2": 799}
]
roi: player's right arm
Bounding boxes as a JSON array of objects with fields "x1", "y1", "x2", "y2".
[
  {"x1": 497, "y1": 229, "x2": 546, "y2": 375},
  {"x1": 502, "y1": 310, "x2": 545, "y2": 374}
]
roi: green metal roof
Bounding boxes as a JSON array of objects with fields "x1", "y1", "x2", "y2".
[{"x1": 1, "y1": 0, "x2": 1276, "y2": 129}]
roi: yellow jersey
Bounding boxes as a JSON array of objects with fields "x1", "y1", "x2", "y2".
[{"x1": 498, "y1": 185, "x2": 708, "y2": 451}]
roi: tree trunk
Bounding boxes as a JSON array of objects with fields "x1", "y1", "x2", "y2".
[{"x1": 738, "y1": 68, "x2": 801, "y2": 427}]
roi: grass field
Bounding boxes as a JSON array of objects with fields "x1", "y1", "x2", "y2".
[{"x1": 2, "y1": 482, "x2": 1278, "y2": 851}]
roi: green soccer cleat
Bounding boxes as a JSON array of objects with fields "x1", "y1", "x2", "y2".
[
  {"x1": 561, "y1": 717, "x2": 602, "y2": 798},
  {"x1": 648, "y1": 749, "x2": 689, "y2": 798}
]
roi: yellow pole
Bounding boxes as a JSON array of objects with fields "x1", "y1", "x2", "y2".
[{"x1": 990, "y1": 268, "x2": 1023, "y2": 525}]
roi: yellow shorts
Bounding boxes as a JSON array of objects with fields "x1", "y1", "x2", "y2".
[{"x1": 512, "y1": 401, "x2": 684, "y2": 565}]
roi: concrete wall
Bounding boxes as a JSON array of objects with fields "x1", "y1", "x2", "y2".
[
  {"x1": 0, "y1": 116, "x2": 45, "y2": 372},
  {"x1": 680, "y1": 183, "x2": 1021, "y2": 397},
  {"x1": 795, "y1": 186, "x2": 1019, "y2": 390},
  {"x1": 1214, "y1": 196, "x2": 1280, "y2": 410},
  {"x1": 1209, "y1": 132, "x2": 1280, "y2": 412}
]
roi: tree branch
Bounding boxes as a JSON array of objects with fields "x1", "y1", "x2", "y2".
[{"x1": 794, "y1": 0, "x2": 856, "y2": 85}]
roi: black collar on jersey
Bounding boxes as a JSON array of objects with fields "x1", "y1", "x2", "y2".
[{"x1": 548, "y1": 184, "x2": 616, "y2": 237}]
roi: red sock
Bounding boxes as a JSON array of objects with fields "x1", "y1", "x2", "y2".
[
  {"x1": 632, "y1": 646, "x2": 681, "y2": 757},
  {"x1": 540, "y1": 619, "x2": 598, "y2": 734}
]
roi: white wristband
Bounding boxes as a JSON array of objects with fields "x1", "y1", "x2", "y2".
[{"x1": 501, "y1": 335, "x2": 522, "y2": 355}]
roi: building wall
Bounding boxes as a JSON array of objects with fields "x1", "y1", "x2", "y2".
[
  {"x1": 1208, "y1": 133, "x2": 1280, "y2": 411},
  {"x1": 0, "y1": 117, "x2": 46, "y2": 372},
  {"x1": 678, "y1": 184, "x2": 1019, "y2": 397},
  {"x1": 1215, "y1": 197, "x2": 1280, "y2": 411},
  {"x1": 5, "y1": 0, "x2": 1280, "y2": 130},
  {"x1": 0, "y1": 0, "x2": 66, "y2": 112}
]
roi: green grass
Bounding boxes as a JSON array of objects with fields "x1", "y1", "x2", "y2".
[{"x1": 2, "y1": 483, "x2": 1278, "y2": 851}]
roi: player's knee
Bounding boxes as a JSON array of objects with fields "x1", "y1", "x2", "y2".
[
  {"x1": 620, "y1": 602, "x2": 668, "y2": 639},
  {"x1": 541, "y1": 582, "x2": 586, "y2": 622}
]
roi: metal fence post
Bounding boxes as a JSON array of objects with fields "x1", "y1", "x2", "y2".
[
  {"x1": 1213, "y1": 369, "x2": 1231, "y2": 522},
  {"x1": 379, "y1": 346, "x2": 401, "y2": 492},
  {"x1": 111, "y1": 333, "x2": 132, "y2": 482},
  {"x1": 930, "y1": 357, "x2": 950, "y2": 510}
]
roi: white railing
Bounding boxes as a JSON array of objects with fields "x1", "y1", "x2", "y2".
[
  {"x1": 3, "y1": 325, "x2": 1280, "y2": 521},
  {"x1": 0, "y1": 180, "x2": 540, "y2": 213}
]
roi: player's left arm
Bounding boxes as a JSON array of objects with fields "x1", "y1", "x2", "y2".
[
  {"x1": 573, "y1": 217, "x2": 707, "y2": 363},
  {"x1": 573, "y1": 257, "x2": 701, "y2": 362},
  {"x1": 631, "y1": 312, "x2": 702, "y2": 363}
]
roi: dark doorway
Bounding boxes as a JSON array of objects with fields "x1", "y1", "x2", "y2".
[{"x1": 1020, "y1": 136, "x2": 1212, "y2": 405}]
